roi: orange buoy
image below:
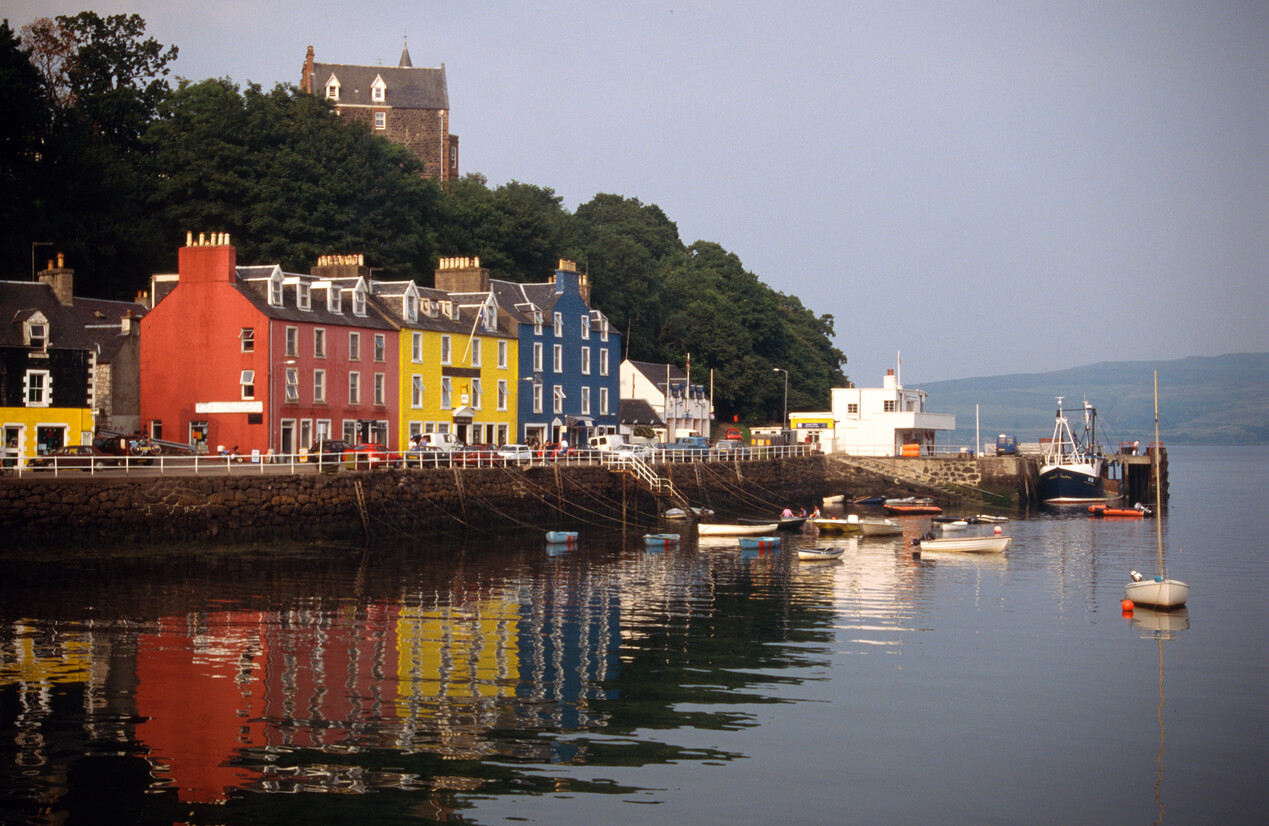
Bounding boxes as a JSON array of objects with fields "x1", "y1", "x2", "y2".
[
  {"x1": 993, "y1": 526, "x2": 1003, "y2": 535},
  {"x1": 1121, "y1": 599, "x2": 1134, "y2": 613}
]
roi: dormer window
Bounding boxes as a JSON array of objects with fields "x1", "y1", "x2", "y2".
[
  {"x1": 268, "y1": 271, "x2": 283, "y2": 307},
  {"x1": 326, "y1": 284, "x2": 342, "y2": 314},
  {"x1": 404, "y1": 292, "x2": 418, "y2": 323},
  {"x1": 425, "y1": 299, "x2": 437, "y2": 318},
  {"x1": 482, "y1": 302, "x2": 496, "y2": 332},
  {"x1": 352, "y1": 282, "x2": 366, "y2": 317},
  {"x1": 600, "y1": 316, "x2": 609, "y2": 342},
  {"x1": 325, "y1": 75, "x2": 340, "y2": 101},
  {"x1": 297, "y1": 282, "x2": 311, "y2": 311},
  {"x1": 553, "y1": 312, "x2": 563, "y2": 337},
  {"x1": 24, "y1": 313, "x2": 49, "y2": 349},
  {"x1": 440, "y1": 300, "x2": 452, "y2": 318},
  {"x1": 581, "y1": 315, "x2": 590, "y2": 340},
  {"x1": 533, "y1": 310, "x2": 543, "y2": 335},
  {"x1": 371, "y1": 75, "x2": 386, "y2": 103}
]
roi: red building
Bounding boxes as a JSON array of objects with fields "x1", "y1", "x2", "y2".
[{"x1": 140, "y1": 233, "x2": 398, "y2": 456}]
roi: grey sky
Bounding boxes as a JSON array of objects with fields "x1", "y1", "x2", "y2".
[{"x1": 12, "y1": 1, "x2": 1267, "y2": 383}]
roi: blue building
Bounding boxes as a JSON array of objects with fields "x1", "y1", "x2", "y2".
[{"x1": 438, "y1": 258, "x2": 620, "y2": 446}]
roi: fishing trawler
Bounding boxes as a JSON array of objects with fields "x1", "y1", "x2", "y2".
[{"x1": 1038, "y1": 397, "x2": 1108, "y2": 505}]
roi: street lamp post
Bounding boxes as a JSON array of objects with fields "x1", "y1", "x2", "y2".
[{"x1": 773, "y1": 367, "x2": 788, "y2": 430}]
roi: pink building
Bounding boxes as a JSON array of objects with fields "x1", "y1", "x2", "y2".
[{"x1": 140, "y1": 234, "x2": 398, "y2": 456}]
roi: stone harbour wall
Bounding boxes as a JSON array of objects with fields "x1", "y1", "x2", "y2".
[{"x1": 0, "y1": 457, "x2": 830, "y2": 550}]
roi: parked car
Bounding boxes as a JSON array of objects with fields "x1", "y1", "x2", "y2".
[
  {"x1": 403, "y1": 444, "x2": 448, "y2": 467},
  {"x1": 30, "y1": 445, "x2": 117, "y2": 471},
  {"x1": 610, "y1": 443, "x2": 653, "y2": 462},
  {"x1": 722, "y1": 427, "x2": 744, "y2": 442},
  {"x1": 455, "y1": 444, "x2": 504, "y2": 467},
  {"x1": 497, "y1": 444, "x2": 535, "y2": 465},
  {"x1": 304, "y1": 439, "x2": 349, "y2": 464},
  {"x1": 342, "y1": 443, "x2": 392, "y2": 469}
]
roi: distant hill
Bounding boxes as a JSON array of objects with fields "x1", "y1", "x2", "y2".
[{"x1": 918, "y1": 353, "x2": 1269, "y2": 447}]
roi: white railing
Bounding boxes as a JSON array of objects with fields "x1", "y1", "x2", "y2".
[{"x1": 3, "y1": 442, "x2": 820, "y2": 478}]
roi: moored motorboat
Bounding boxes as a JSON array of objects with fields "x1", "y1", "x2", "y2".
[
  {"x1": 939, "y1": 520, "x2": 970, "y2": 532},
  {"x1": 797, "y1": 546, "x2": 844, "y2": 561},
  {"x1": 975, "y1": 514, "x2": 1010, "y2": 523},
  {"x1": 1089, "y1": 504, "x2": 1151, "y2": 518},
  {"x1": 738, "y1": 536, "x2": 781, "y2": 550},
  {"x1": 1038, "y1": 397, "x2": 1108, "y2": 505},
  {"x1": 822, "y1": 494, "x2": 845, "y2": 505},
  {"x1": 850, "y1": 495, "x2": 885, "y2": 506},
  {"x1": 813, "y1": 514, "x2": 860, "y2": 533},
  {"x1": 545, "y1": 530, "x2": 578, "y2": 544},
  {"x1": 858, "y1": 518, "x2": 904, "y2": 536},
  {"x1": 1125, "y1": 571, "x2": 1189, "y2": 609},
  {"x1": 643, "y1": 533, "x2": 681, "y2": 548},
  {"x1": 698, "y1": 522, "x2": 777, "y2": 536},
  {"x1": 916, "y1": 534, "x2": 1011, "y2": 553},
  {"x1": 884, "y1": 503, "x2": 943, "y2": 515}
]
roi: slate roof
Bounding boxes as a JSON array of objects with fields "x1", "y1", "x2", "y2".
[
  {"x1": 308, "y1": 61, "x2": 448, "y2": 109},
  {"x1": 627, "y1": 359, "x2": 688, "y2": 386},
  {"x1": 0, "y1": 280, "x2": 144, "y2": 360},
  {"x1": 233, "y1": 267, "x2": 396, "y2": 330},
  {"x1": 619, "y1": 399, "x2": 664, "y2": 427}
]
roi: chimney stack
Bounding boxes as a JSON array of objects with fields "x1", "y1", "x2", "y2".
[{"x1": 38, "y1": 253, "x2": 75, "y2": 306}]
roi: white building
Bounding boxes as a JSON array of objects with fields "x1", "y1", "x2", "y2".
[
  {"x1": 790, "y1": 368, "x2": 955, "y2": 456},
  {"x1": 620, "y1": 359, "x2": 713, "y2": 442}
]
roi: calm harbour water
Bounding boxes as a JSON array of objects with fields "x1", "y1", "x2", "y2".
[{"x1": 1, "y1": 445, "x2": 1265, "y2": 824}]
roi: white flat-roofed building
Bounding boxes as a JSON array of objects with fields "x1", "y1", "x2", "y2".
[{"x1": 792, "y1": 367, "x2": 954, "y2": 456}]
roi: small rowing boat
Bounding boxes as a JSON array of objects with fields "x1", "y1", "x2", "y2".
[
  {"x1": 643, "y1": 533, "x2": 681, "y2": 548},
  {"x1": 916, "y1": 534, "x2": 1011, "y2": 553},
  {"x1": 797, "y1": 546, "x2": 844, "y2": 561},
  {"x1": 858, "y1": 518, "x2": 904, "y2": 536},
  {"x1": 545, "y1": 531, "x2": 578, "y2": 544},
  {"x1": 698, "y1": 523, "x2": 777, "y2": 537},
  {"x1": 738, "y1": 536, "x2": 781, "y2": 550}
]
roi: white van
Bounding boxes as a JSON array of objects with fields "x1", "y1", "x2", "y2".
[
  {"x1": 421, "y1": 432, "x2": 462, "y2": 452},
  {"x1": 588, "y1": 433, "x2": 626, "y2": 453}
]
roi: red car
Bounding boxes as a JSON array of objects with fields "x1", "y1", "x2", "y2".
[
  {"x1": 341, "y1": 443, "x2": 393, "y2": 469},
  {"x1": 30, "y1": 445, "x2": 117, "y2": 471},
  {"x1": 455, "y1": 444, "x2": 505, "y2": 467}
]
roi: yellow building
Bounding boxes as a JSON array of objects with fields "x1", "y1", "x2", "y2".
[{"x1": 371, "y1": 276, "x2": 518, "y2": 448}]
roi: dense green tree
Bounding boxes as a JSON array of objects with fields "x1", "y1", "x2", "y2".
[
  {"x1": 564, "y1": 194, "x2": 686, "y2": 363},
  {"x1": 434, "y1": 176, "x2": 567, "y2": 283},
  {"x1": 0, "y1": 20, "x2": 53, "y2": 280},
  {"x1": 144, "y1": 80, "x2": 437, "y2": 279}
]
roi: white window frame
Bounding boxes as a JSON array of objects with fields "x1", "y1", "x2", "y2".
[
  {"x1": 441, "y1": 335, "x2": 452, "y2": 365},
  {"x1": 314, "y1": 327, "x2": 326, "y2": 358},
  {"x1": 553, "y1": 385, "x2": 565, "y2": 415},
  {"x1": 412, "y1": 332, "x2": 423, "y2": 363},
  {"x1": 581, "y1": 386, "x2": 591, "y2": 416},
  {"x1": 374, "y1": 373, "x2": 386, "y2": 406},
  {"x1": 268, "y1": 273, "x2": 283, "y2": 307},
  {"x1": 534, "y1": 311, "x2": 542, "y2": 336},
  {"x1": 600, "y1": 386, "x2": 610, "y2": 416},
  {"x1": 240, "y1": 327, "x2": 255, "y2": 353},
  {"x1": 471, "y1": 337, "x2": 482, "y2": 367},
  {"x1": 497, "y1": 379, "x2": 508, "y2": 411},
  {"x1": 325, "y1": 77, "x2": 340, "y2": 101},
  {"x1": 581, "y1": 316, "x2": 590, "y2": 340},
  {"x1": 285, "y1": 326, "x2": 298, "y2": 357},
  {"x1": 349, "y1": 332, "x2": 360, "y2": 361},
  {"x1": 353, "y1": 283, "x2": 367, "y2": 316},
  {"x1": 371, "y1": 76, "x2": 386, "y2": 102},
  {"x1": 600, "y1": 348, "x2": 609, "y2": 376},
  {"x1": 533, "y1": 342, "x2": 543, "y2": 372},
  {"x1": 405, "y1": 293, "x2": 418, "y2": 323},
  {"x1": 472, "y1": 378, "x2": 482, "y2": 410},
  {"x1": 498, "y1": 340, "x2": 508, "y2": 368},
  {"x1": 285, "y1": 368, "x2": 299, "y2": 403},
  {"x1": 553, "y1": 311, "x2": 563, "y2": 337},
  {"x1": 441, "y1": 377, "x2": 452, "y2": 409},
  {"x1": 298, "y1": 282, "x2": 311, "y2": 311},
  {"x1": 411, "y1": 375, "x2": 424, "y2": 408},
  {"x1": 348, "y1": 372, "x2": 360, "y2": 405},
  {"x1": 533, "y1": 383, "x2": 543, "y2": 414},
  {"x1": 374, "y1": 333, "x2": 386, "y2": 362},
  {"x1": 553, "y1": 344, "x2": 563, "y2": 373},
  {"x1": 24, "y1": 369, "x2": 51, "y2": 407},
  {"x1": 327, "y1": 285, "x2": 341, "y2": 313},
  {"x1": 374, "y1": 111, "x2": 386, "y2": 130},
  {"x1": 314, "y1": 369, "x2": 326, "y2": 403},
  {"x1": 240, "y1": 370, "x2": 255, "y2": 400},
  {"x1": 582, "y1": 346, "x2": 591, "y2": 375}
]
